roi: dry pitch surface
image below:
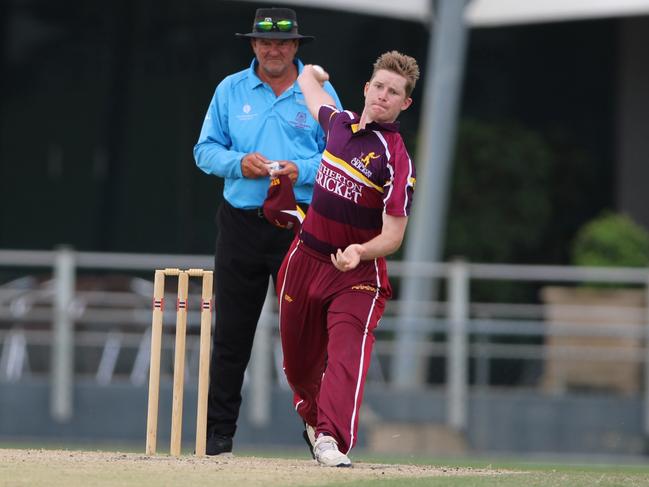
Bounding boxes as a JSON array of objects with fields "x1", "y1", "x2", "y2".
[{"x1": 0, "y1": 448, "x2": 508, "y2": 487}]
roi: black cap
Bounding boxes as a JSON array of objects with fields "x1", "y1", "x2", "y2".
[{"x1": 235, "y1": 7, "x2": 314, "y2": 44}]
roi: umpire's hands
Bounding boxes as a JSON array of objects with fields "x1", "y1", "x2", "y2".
[
  {"x1": 241, "y1": 152, "x2": 272, "y2": 178},
  {"x1": 272, "y1": 161, "x2": 298, "y2": 184},
  {"x1": 241, "y1": 154, "x2": 298, "y2": 184}
]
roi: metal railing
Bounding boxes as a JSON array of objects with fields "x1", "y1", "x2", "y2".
[{"x1": 0, "y1": 248, "x2": 648, "y2": 434}]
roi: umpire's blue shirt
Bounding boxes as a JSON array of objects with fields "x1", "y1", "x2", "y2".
[{"x1": 194, "y1": 58, "x2": 342, "y2": 209}]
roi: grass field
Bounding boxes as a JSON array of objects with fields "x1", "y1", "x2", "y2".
[{"x1": 1, "y1": 446, "x2": 649, "y2": 487}]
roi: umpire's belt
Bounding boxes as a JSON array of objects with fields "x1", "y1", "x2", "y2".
[
  {"x1": 234, "y1": 203, "x2": 308, "y2": 219},
  {"x1": 240, "y1": 207, "x2": 266, "y2": 219}
]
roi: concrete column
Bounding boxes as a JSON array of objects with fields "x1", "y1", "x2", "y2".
[
  {"x1": 393, "y1": 0, "x2": 471, "y2": 386},
  {"x1": 248, "y1": 281, "x2": 273, "y2": 427},
  {"x1": 447, "y1": 260, "x2": 469, "y2": 431},
  {"x1": 616, "y1": 17, "x2": 649, "y2": 229},
  {"x1": 51, "y1": 246, "x2": 76, "y2": 422}
]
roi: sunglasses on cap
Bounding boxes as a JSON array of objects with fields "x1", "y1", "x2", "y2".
[{"x1": 255, "y1": 19, "x2": 294, "y2": 32}]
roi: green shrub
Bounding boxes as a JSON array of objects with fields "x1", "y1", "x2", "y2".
[
  {"x1": 571, "y1": 211, "x2": 649, "y2": 268},
  {"x1": 445, "y1": 119, "x2": 553, "y2": 264}
]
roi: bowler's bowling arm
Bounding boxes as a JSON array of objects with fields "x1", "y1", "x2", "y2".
[{"x1": 297, "y1": 65, "x2": 335, "y2": 121}]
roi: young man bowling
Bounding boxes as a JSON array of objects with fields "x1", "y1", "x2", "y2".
[{"x1": 277, "y1": 51, "x2": 420, "y2": 467}]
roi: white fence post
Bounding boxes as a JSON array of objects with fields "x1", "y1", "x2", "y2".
[
  {"x1": 51, "y1": 246, "x2": 76, "y2": 422},
  {"x1": 248, "y1": 281, "x2": 273, "y2": 427},
  {"x1": 644, "y1": 275, "x2": 649, "y2": 437},
  {"x1": 447, "y1": 259, "x2": 468, "y2": 431}
]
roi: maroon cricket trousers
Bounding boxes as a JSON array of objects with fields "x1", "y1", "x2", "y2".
[{"x1": 277, "y1": 239, "x2": 391, "y2": 454}]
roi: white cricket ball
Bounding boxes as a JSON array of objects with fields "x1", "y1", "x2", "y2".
[{"x1": 267, "y1": 161, "x2": 280, "y2": 172}]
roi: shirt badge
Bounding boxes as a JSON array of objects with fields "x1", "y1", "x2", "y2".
[
  {"x1": 289, "y1": 111, "x2": 310, "y2": 130},
  {"x1": 350, "y1": 152, "x2": 379, "y2": 178},
  {"x1": 236, "y1": 103, "x2": 257, "y2": 121},
  {"x1": 360, "y1": 152, "x2": 380, "y2": 166}
]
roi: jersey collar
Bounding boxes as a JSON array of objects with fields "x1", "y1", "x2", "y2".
[{"x1": 347, "y1": 114, "x2": 400, "y2": 134}]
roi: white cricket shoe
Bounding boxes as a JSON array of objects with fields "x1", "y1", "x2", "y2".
[{"x1": 313, "y1": 435, "x2": 352, "y2": 468}]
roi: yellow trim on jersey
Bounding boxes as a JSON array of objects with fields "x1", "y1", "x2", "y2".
[
  {"x1": 296, "y1": 204, "x2": 306, "y2": 221},
  {"x1": 322, "y1": 149, "x2": 384, "y2": 192}
]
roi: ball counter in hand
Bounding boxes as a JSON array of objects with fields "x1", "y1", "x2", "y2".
[{"x1": 313, "y1": 65, "x2": 325, "y2": 76}]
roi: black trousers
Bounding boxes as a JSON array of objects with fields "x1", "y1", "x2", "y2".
[{"x1": 207, "y1": 200, "x2": 296, "y2": 438}]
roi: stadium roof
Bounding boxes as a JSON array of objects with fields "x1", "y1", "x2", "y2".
[
  {"x1": 242, "y1": 0, "x2": 649, "y2": 25},
  {"x1": 467, "y1": 0, "x2": 649, "y2": 26}
]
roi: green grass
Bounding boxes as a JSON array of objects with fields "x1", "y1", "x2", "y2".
[
  {"x1": 337, "y1": 456, "x2": 649, "y2": 487},
  {"x1": 313, "y1": 474, "x2": 649, "y2": 487},
  {"x1": 235, "y1": 449, "x2": 649, "y2": 486}
]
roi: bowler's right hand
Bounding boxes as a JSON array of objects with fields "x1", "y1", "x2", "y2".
[
  {"x1": 304, "y1": 64, "x2": 329, "y2": 85},
  {"x1": 241, "y1": 152, "x2": 272, "y2": 179}
]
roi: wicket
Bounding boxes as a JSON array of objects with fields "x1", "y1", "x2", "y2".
[{"x1": 145, "y1": 268, "x2": 213, "y2": 456}]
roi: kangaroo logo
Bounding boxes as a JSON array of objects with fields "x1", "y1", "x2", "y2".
[{"x1": 360, "y1": 152, "x2": 380, "y2": 166}]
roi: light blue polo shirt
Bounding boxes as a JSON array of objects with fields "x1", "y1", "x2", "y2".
[{"x1": 194, "y1": 59, "x2": 342, "y2": 209}]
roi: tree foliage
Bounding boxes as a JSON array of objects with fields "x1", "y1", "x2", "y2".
[
  {"x1": 571, "y1": 211, "x2": 649, "y2": 268},
  {"x1": 444, "y1": 119, "x2": 553, "y2": 263}
]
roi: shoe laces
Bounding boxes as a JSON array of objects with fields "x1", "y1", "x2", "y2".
[{"x1": 315, "y1": 435, "x2": 339, "y2": 453}]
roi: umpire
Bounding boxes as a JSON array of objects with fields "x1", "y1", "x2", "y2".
[{"x1": 193, "y1": 7, "x2": 341, "y2": 455}]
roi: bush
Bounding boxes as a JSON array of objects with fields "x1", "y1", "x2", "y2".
[
  {"x1": 445, "y1": 119, "x2": 553, "y2": 264},
  {"x1": 571, "y1": 212, "x2": 649, "y2": 268}
]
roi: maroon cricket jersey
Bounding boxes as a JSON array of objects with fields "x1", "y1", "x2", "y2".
[{"x1": 299, "y1": 105, "x2": 416, "y2": 256}]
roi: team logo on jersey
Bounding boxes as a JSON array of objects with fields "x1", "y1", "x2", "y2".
[
  {"x1": 350, "y1": 151, "x2": 380, "y2": 178},
  {"x1": 289, "y1": 111, "x2": 310, "y2": 130},
  {"x1": 361, "y1": 152, "x2": 380, "y2": 166},
  {"x1": 283, "y1": 293, "x2": 294, "y2": 303},
  {"x1": 243, "y1": 104, "x2": 251, "y2": 114},
  {"x1": 351, "y1": 284, "x2": 377, "y2": 293}
]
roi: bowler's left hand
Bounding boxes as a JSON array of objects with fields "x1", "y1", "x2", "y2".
[{"x1": 331, "y1": 245, "x2": 364, "y2": 272}]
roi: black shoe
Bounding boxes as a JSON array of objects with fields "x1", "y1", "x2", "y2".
[
  {"x1": 302, "y1": 422, "x2": 316, "y2": 459},
  {"x1": 206, "y1": 433, "x2": 233, "y2": 456}
]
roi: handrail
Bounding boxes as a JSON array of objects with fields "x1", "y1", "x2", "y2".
[{"x1": 0, "y1": 248, "x2": 648, "y2": 435}]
